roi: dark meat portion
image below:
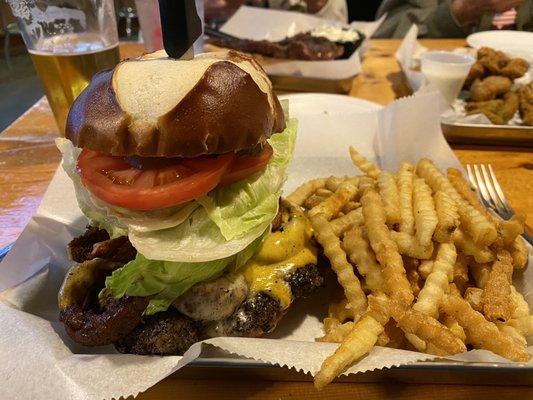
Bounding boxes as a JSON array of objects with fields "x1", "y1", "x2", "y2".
[
  {"x1": 208, "y1": 32, "x2": 344, "y2": 61},
  {"x1": 216, "y1": 292, "x2": 283, "y2": 337},
  {"x1": 115, "y1": 309, "x2": 200, "y2": 355},
  {"x1": 88, "y1": 236, "x2": 137, "y2": 263},
  {"x1": 68, "y1": 226, "x2": 110, "y2": 262},
  {"x1": 211, "y1": 264, "x2": 325, "y2": 338},
  {"x1": 60, "y1": 294, "x2": 148, "y2": 346},
  {"x1": 286, "y1": 263, "x2": 325, "y2": 299},
  {"x1": 68, "y1": 226, "x2": 136, "y2": 264}
]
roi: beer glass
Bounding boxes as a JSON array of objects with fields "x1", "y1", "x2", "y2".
[{"x1": 8, "y1": 0, "x2": 120, "y2": 134}]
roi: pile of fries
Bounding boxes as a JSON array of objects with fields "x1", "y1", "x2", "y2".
[{"x1": 287, "y1": 146, "x2": 532, "y2": 389}]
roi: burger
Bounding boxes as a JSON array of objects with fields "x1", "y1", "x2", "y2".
[{"x1": 56, "y1": 50, "x2": 324, "y2": 355}]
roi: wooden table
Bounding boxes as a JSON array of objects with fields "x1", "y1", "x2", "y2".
[{"x1": 1, "y1": 40, "x2": 532, "y2": 399}]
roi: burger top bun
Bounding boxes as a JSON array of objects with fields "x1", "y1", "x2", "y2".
[{"x1": 66, "y1": 50, "x2": 286, "y2": 158}]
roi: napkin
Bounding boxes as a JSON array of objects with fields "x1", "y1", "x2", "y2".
[{"x1": 0, "y1": 92, "x2": 530, "y2": 400}]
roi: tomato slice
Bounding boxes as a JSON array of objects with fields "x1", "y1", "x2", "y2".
[
  {"x1": 219, "y1": 143, "x2": 273, "y2": 186},
  {"x1": 77, "y1": 149, "x2": 234, "y2": 210}
]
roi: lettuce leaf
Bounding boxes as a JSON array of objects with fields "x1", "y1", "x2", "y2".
[
  {"x1": 128, "y1": 206, "x2": 270, "y2": 262},
  {"x1": 106, "y1": 229, "x2": 268, "y2": 314},
  {"x1": 197, "y1": 118, "x2": 297, "y2": 240}
]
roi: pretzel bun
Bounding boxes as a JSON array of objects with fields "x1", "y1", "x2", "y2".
[{"x1": 66, "y1": 50, "x2": 285, "y2": 157}]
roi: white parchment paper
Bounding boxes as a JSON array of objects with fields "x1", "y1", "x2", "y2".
[
  {"x1": 0, "y1": 92, "x2": 531, "y2": 400},
  {"x1": 218, "y1": 6, "x2": 384, "y2": 79}
]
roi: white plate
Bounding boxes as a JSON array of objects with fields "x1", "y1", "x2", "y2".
[
  {"x1": 467, "y1": 31, "x2": 533, "y2": 60},
  {"x1": 279, "y1": 93, "x2": 382, "y2": 192}
]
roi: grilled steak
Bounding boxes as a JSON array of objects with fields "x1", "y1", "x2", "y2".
[{"x1": 208, "y1": 32, "x2": 344, "y2": 61}]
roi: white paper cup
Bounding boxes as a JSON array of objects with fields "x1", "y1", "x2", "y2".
[{"x1": 421, "y1": 51, "x2": 475, "y2": 104}]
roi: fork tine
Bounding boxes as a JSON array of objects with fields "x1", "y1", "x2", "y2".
[
  {"x1": 487, "y1": 164, "x2": 514, "y2": 214},
  {"x1": 466, "y1": 164, "x2": 489, "y2": 208},
  {"x1": 472, "y1": 164, "x2": 496, "y2": 210},
  {"x1": 480, "y1": 164, "x2": 508, "y2": 216}
]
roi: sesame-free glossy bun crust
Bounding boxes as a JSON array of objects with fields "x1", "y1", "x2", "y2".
[{"x1": 66, "y1": 51, "x2": 285, "y2": 158}]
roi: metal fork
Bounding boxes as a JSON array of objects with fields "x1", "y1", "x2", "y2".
[{"x1": 466, "y1": 164, "x2": 533, "y2": 246}]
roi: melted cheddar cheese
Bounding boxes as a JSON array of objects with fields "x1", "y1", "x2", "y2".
[{"x1": 242, "y1": 207, "x2": 317, "y2": 309}]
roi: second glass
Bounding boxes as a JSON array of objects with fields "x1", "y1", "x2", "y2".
[{"x1": 8, "y1": 0, "x2": 121, "y2": 134}]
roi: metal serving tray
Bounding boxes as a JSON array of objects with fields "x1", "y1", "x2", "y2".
[
  {"x1": 177, "y1": 357, "x2": 533, "y2": 385},
  {"x1": 441, "y1": 121, "x2": 533, "y2": 147}
]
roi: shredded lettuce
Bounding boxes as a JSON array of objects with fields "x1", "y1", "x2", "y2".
[
  {"x1": 196, "y1": 118, "x2": 297, "y2": 241},
  {"x1": 106, "y1": 229, "x2": 268, "y2": 314}
]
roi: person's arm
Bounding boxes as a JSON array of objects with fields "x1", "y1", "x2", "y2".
[
  {"x1": 374, "y1": 0, "x2": 524, "y2": 38},
  {"x1": 374, "y1": 0, "x2": 471, "y2": 38}
]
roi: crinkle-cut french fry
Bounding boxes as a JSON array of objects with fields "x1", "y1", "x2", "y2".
[
  {"x1": 506, "y1": 287, "x2": 533, "y2": 337},
  {"x1": 309, "y1": 180, "x2": 358, "y2": 220},
  {"x1": 453, "y1": 254, "x2": 469, "y2": 293},
  {"x1": 405, "y1": 333, "x2": 427, "y2": 351},
  {"x1": 391, "y1": 231, "x2": 434, "y2": 260},
  {"x1": 386, "y1": 325, "x2": 405, "y2": 349},
  {"x1": 323, "y1": 317, "x2": 341, "y2": 334},
  {"x1": 304, "y1": 194, "x2": 327, "y2": 209},
  {"x1": 413, "y1": 178, "x2": 438, "y2": 246},
  {"x1": 330, "y1": 208, "x2": 364, "y2": 237},
  {"x1": 441, "y1": 294, "x2": 530, "y2": 362},
  {"x1": 459, "y1": 203, "x2": 499, "y2": 246},
  {"x1": 315, "y1": 188, "x2": 334, "y2": 198},
  {"x1": 464, "y1": 287, "x2": 484, "y2": 312},
  {"x1": 510, "y1": 286, "x2": 530, "y2": 318},
  {"x1": 414, "y1": 243, "x2": 457, "y2": 318},
  {"x1": 343, "y1": 226, "x2": 386, "y2": 294},
  {"x1": 510, "y1": 236, "x2": 528, "y2": 270},
  {"x1": 349, "y1": 146, "x2": 381, "y2": 179},
  {"x1": 397, "y1": 162, "x2": 415, "y2": 235},
  {"x1": 358, "y1": 176, "x2": 376, "y2": 193},
  {"x1": 442, "y1": 315, "x2": 466, "y2": 343},
  {"x1": 377, "y1": 321, "x2": 405, "y2": 348},
  {"x1": 377, "y1": 172, "x2": 401, "y2": 227},
  {"x1": 342, "y1": 201, "x2": 359, "y2": 214},
  {"x1": 468, "y1": 260, "x2": 491, "y2": 289},
  {"x1": 404, "y1": 257, "x2": 422, "y2": 297},
  {"x1": 417, "y1": 159, "x2": 497, "y2": 246},
  {"x1": 314, "y1": 295, "x2": 389, "y2": 390},
  {"x1": 482, "y1": 250, "x2": 513, "y2": 323},
  {"x1": 329, "y1": 298, "x2": 355, "y2": 323},
  {"x1": 499, "y1": 216, "x2": 524, "y2": 248},
  {"x1": 396, "y1": 308, "x2": 466, "y2": 355},
  {"x1": 318, "y1": 320, "x2": 354, "y2": 343},
  {"x1": 418, "y1": 260, "x2": 434, "y2": 280},
  {"x1": 314, "y1": 314, "x2": 383, "y2": 389},
  {"x1": 287, "y1": 178, "x2": 327, "y2": 206},
  {"x1": 453, "y1": 229, "x2": 494, "y2": 264},
  {"x1": 497, "y1": 324, "x2": 527, "y2": 347},
  {"x1": 325, "y1": 176, "x2": 347, "y2": 192},
  {"x1": 433, "y1": 190, "x2": 459, "y2": 243},
  {"x1": 447, "y1": 168, "x2": 491, "y2": 219},
  {"x1": 310, "y1": 213, "x2": 367, "y2": 318},
  {"x1": 361, "y1": 189, "x2": 413, "y2": 309},
  {"x1": 508, "y1": 316, "x2": 533, "y2": 337}
]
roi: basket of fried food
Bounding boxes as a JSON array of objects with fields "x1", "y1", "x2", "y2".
[
  {"x1": 287, "y1": 146, "x2": 531, "y2": 388},
  {"x1": 463, "y1": 47, "x2": 532, "y2": 126}
]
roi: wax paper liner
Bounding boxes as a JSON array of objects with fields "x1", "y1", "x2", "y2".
[{"x1": 0, "y1": 92, "x2": 531, "y2": 400}]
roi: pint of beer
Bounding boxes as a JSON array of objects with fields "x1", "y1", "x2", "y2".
[{"x1": 8, "y1": 1, "x2": 120, "y2": 135}]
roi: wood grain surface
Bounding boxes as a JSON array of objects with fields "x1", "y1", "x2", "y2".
[{"x1": 1, "y1": 40, "x2": 532, "y2": 399}]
